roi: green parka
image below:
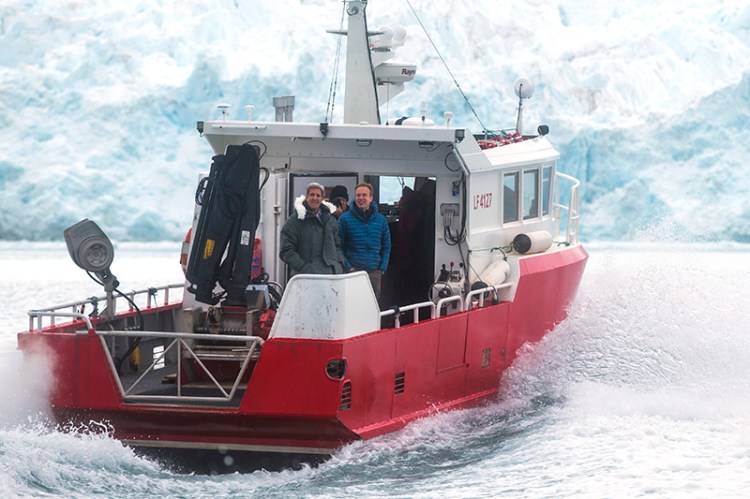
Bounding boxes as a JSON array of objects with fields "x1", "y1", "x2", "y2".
[{"x1": 279, "y1": 195, "x2": 344, "y2": 276}]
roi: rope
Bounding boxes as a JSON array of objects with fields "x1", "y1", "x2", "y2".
[{"x1": 325, "y1": 1, "x2": 348, "y2": 123}]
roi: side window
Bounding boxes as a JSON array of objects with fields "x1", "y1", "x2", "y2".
[
  {"x1": 503, "y1": 172, "x2": 519, "y2": 223},
  {"x1": 542, "y1": 166, "x2": 552, "y2": 216},
  {"x1": 523, "y1": 169, "x2": 539, "y2": 220}
]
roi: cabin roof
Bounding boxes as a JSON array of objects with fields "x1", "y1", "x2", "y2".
[{"x1": 201, "y1": 119, "x2": 559, "y2": 174}]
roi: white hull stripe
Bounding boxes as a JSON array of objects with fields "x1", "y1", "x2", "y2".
[{"x1": 124, "y1": 439, "x2": 335, "y2": 455}]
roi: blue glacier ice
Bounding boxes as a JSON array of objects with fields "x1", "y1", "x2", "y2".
[{"x1": 1, "y1": 0, "x2": 748, "y2": 242}]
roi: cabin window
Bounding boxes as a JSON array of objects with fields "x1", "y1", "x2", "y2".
[
  {"x1": 542, "y1": 166, "x2": 552, "y2": 216},
  {"x1": 503, "y1": 172, "x2": 519, "y2": 223},
  {"x1": 522, "y1": 169, "x2": 539, "y2": 220}
]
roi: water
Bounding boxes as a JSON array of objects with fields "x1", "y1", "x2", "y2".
[{"x1": 2, "y1": 242, "x2": 750, "y2": 498}]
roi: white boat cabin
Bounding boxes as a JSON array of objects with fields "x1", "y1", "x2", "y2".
[{"x1": 183, "y1": 0, "x2": 580, "y2": 337}]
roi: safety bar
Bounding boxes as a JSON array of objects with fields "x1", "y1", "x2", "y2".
[
  {"x1": 464, "y1": 282, "x2": 512, "y2": 310},
  {"x1": 379, "y1": 301, "x2": 436, "y2": 328},
  {"x1": 554, "y1": 172, "x2": 581, "y2": 244},
  {"x1": 27, "y1": 311, "x2": 94, "y2": 333},
  {"x1": 380, "y1": 284, "x2": 511, "y2": 328},
  {"x1": 28, "y1": 283, "x2": 184, "y2": 331},
  {"x1": 436, "y1": 295, "x2": 464, "y2": 316},
  {"x1": 95, "y1": 329, "x2": 264, "y2": 404}
]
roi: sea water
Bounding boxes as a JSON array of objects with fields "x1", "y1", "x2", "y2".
[{"x1": 1, "y1": 242, "x2": 749, "y2": 498}]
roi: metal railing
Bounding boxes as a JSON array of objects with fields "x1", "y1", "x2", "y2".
[
  {"x1": 378, "y1": 282, "x2": 513, "y2": 328},
  {"x1": 96, "y1": 329, "x2": 264, "y2": 404},
  {"x1": 436, "y1": 295, "x2": 464, "y2": 316},
  {"x1": 379, "y1": 301, "x2": 436, "y2": 328},
  {"x1": 464, "y1": 282, "x2": 513, "y2": 310},
  {"x1": 554, "y1": 172, "x2": 581, "y2": 244},
  {"x1": 28, "y1": 283, "x2": 184, "y2": 331}
]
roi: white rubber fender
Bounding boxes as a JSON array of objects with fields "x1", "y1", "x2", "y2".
[
  {"x1": 478, "y1": 256, "x2": 511, "y2": 286},
  {"x1": 512, "y1": 230, "x2": 552, "y2": 255}
]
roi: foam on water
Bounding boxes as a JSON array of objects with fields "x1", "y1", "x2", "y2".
[
  {"x1": 1, "y1": 243, "x2": 750, "y2": 497},
  {"x1": 484, "y1": 242, "x2": 750, "y2": 496}
]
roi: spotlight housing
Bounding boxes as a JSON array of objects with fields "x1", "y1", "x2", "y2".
[{"x1": 64, "y1": 219, "x2": 114, "y2": 273}]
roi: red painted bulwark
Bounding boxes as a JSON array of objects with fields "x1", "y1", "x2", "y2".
[
  {"x1": 464, "y1": 304, "x2": 509, "y2": 395},
  {"x1": 338, "y1": 330, "x2": 396, "y2": 431},
  {"x1": 392, "y1": 320, "x2": 441, "y2": 415},
  {"x1": 17, "y1": 330, "x2": 121, "y2": 409},
  {"x1": 436, "y1": 314, "x2": 468, "y2": 372},
  {"x1": 241, "y1": 339, "x2": 342, "y2": 417},
  {"x1": 505, "y1": 245, "x2": 588, "y2": 365}
]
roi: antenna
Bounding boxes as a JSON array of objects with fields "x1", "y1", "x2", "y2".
[
  {"x1": 217, "y1": 103, "x2": 231, "y2": 122},
  {"x1": 244, "y1": 105, "x2": 255, "y2": 121},
  {"x1": 514, "y1": 78, "x2": 534, "y2": 135}
]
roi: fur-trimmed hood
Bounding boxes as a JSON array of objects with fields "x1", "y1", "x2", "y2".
[{"x1": 293, "y1": 194, "x2": 336, "y2": 220}]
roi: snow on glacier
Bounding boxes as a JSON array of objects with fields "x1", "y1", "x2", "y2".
[{"x1": 0, "y1": 0, "x2": 749, "y2": 241}]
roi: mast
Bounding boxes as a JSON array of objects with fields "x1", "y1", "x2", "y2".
[{"x1": 342, "y1": 0, "x2": 380, "y2": 124}]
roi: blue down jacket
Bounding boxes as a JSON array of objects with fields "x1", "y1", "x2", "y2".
[{"x1": 338, "y1": 201, "x2": 391, "y2": 272}]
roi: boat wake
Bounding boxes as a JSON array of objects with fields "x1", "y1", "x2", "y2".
[{"x1": 303, "y1": 243, "x2": 750, "y2": 496}]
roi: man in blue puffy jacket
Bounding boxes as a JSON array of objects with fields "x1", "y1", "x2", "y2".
[{"x1": 338, "y1": 182, "x2": 391, "y2": 300}]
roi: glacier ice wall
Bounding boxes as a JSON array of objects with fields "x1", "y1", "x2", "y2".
[{"x1": 1, "y1": 0, "x2": 749, "y2": 241}]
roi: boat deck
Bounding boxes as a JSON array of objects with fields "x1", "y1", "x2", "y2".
[{"x1": 119, "y1": 366, "x2": 247, "y2": 407}]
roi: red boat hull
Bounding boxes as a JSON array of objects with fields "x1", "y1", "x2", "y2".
[{"x1": 17, "y1": 245, "x2": 588, "y2": 460}]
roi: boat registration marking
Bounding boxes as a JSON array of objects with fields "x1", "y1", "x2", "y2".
[{"x1": 473, "y1": 193, "x2": 493, "y2": 210}]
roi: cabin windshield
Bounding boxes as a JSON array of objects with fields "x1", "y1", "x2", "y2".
[
  {"x1": 542, "y1": 166, "x2": 552, "y2": 216},
  {"x1": 503, "y1": 172, "x2": 519, "y2": 223},
  {"x1": 522, "y1": 169, "x2": 539, "y2": 220},
  {"x1": 501, "y1": 162, "x2": 556, "y2": 226}
]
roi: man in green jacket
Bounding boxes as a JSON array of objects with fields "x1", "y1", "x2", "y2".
[{"x1": 280, "y1": 182, "x2": 344, "y2": 276}]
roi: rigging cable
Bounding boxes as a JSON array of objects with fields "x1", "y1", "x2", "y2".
[
  {"x1": 325, "y1": 1, "x2": 348, "y2": 123},
  {"x1": 444, "y1": 174, "x2": 467, "y2": 246},
  {"x1": 443, "y1": 174, "x2": 469, "y2": 285},
  {"x1": 86, "y1": 271, "x2": 144, "y2": 375},
  {"x1": 405, "y1": 0, "x2": 489, "y2": 133}
]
